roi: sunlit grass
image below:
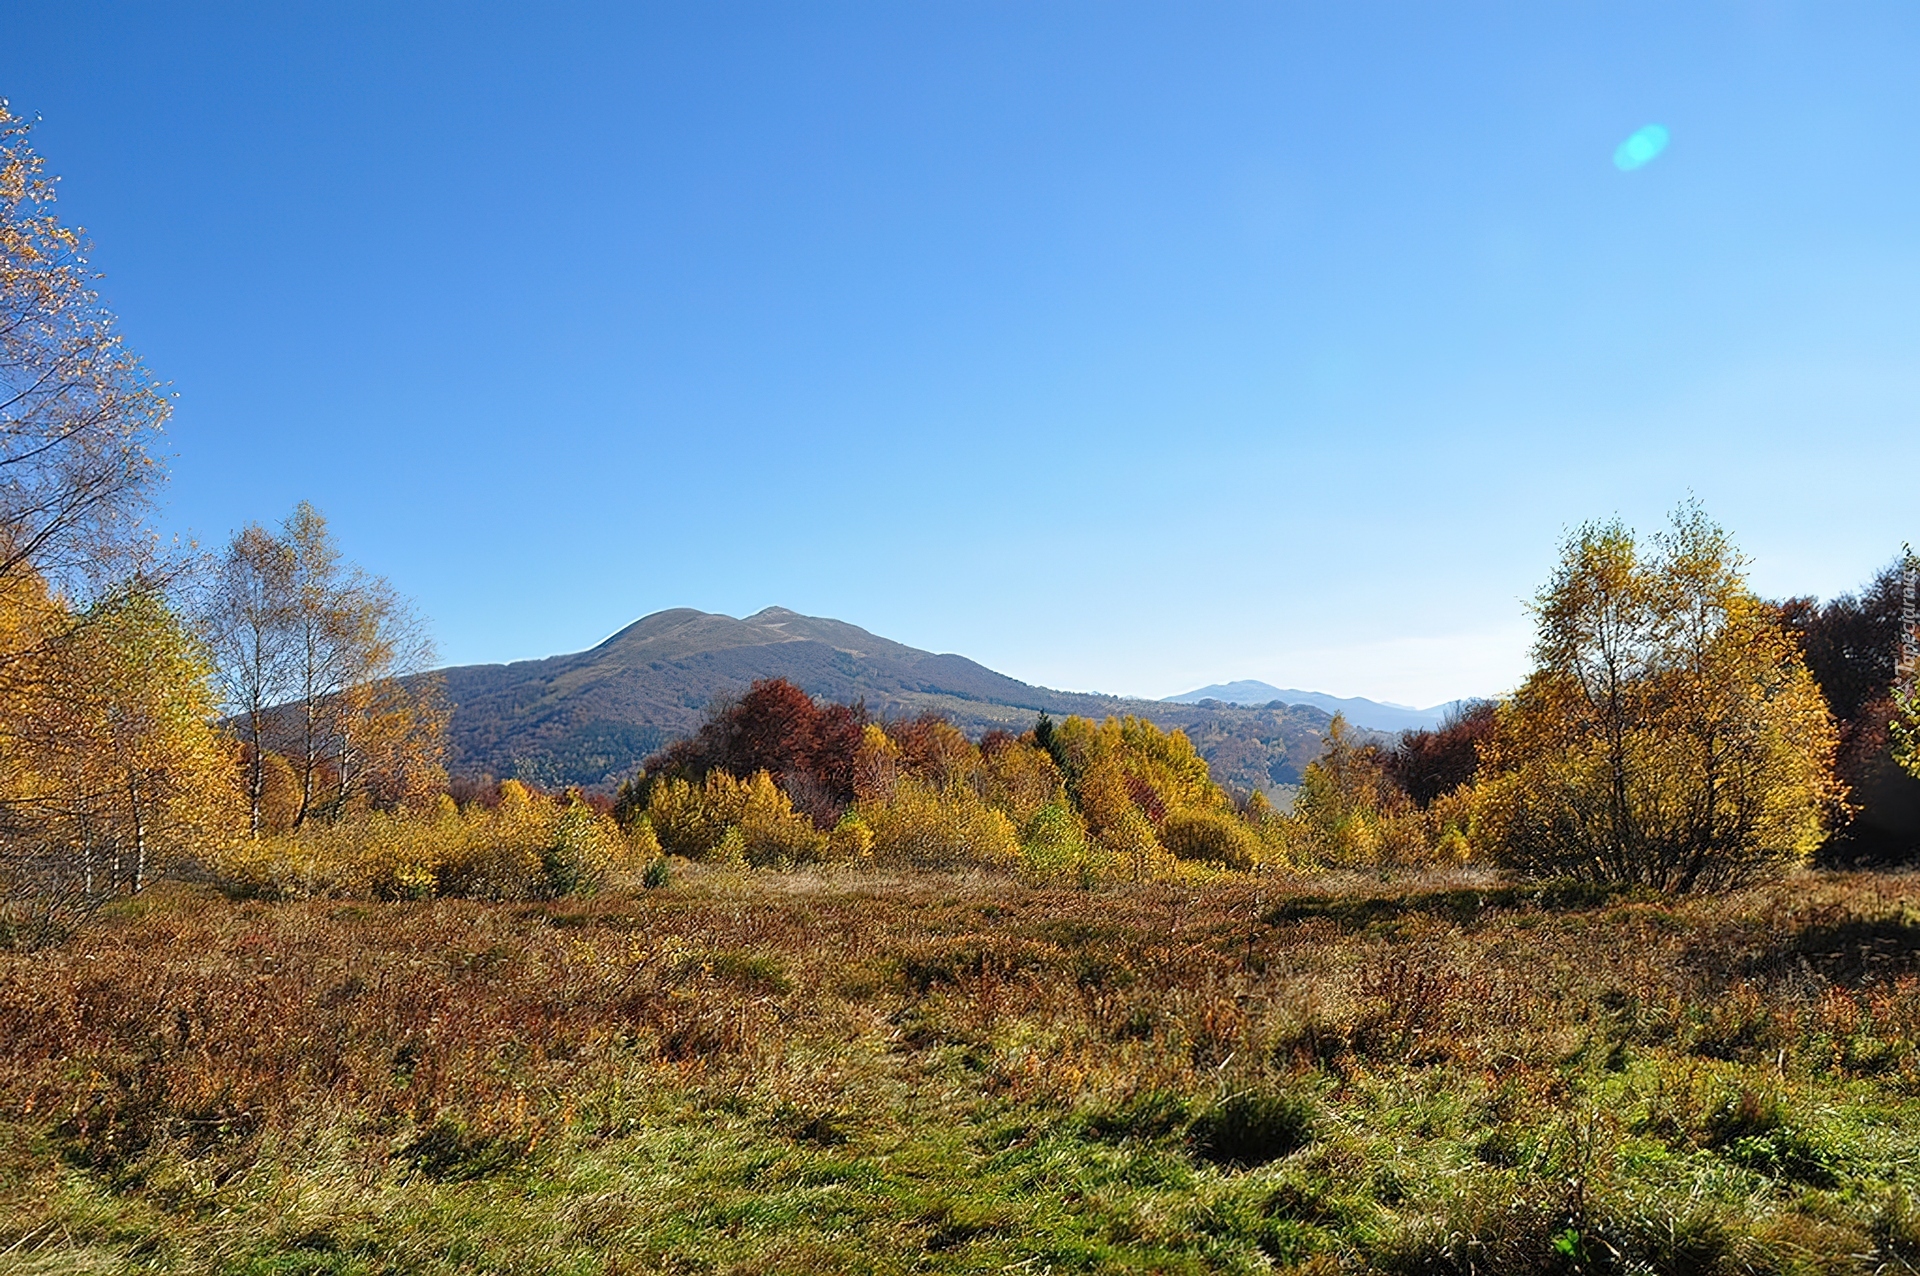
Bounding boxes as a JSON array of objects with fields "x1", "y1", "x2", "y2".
[{"x1": 4, "y1": 864, "x2": 1919, "y2": 1272}]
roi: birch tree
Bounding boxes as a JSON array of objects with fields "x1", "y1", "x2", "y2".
[
  {"x1": 1, "y1": 102, "x2": 168, "y2": 594},
  {"x1": 0, "y1": 103, "x2": 205, "y2": 942},
  {"x1": 1480, "y1": 506, "x2": 1841, "y2": 891},
  {"x1": 205, "y1": 503, "x2": 445, "y2": 830},
  {"x1": 205, "y1": 524, "x2": 297, "y2": 834}
]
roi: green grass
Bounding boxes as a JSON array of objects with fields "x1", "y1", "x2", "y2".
[{"x1": 4, "y1": 865, "x2": 1920, "y2": 1272}]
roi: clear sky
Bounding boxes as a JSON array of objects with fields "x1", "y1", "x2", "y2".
[{"x1": 7, "y1": 3, "x2": 1919, "y2": 707}]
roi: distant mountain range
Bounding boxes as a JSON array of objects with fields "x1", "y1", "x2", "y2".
[
  {"x1": 1166, "y1": 681, "x2": 1461, "y2": 733},
  {"x1": 432, "y1": 607, "x2": 1338, "y2": 797}
]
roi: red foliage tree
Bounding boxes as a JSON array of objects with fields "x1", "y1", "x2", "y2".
[
  {"x1": 1777, "y1": 565, "x2": 1920, "y2": 863},
  {"x1": 1382, "y1": 700, "x2": 1498, "y2": 808},
  {"x1": 619, "y1": 679, "x2": 868, "y2": 828}
]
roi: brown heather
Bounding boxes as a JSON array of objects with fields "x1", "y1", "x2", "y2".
[{"x1": 3, "y1": 865, "x2": 1920, "y2": 1272}]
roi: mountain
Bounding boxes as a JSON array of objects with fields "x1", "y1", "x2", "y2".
[
  {"x1": 1166, "y1": 680, "x2": 1458, "y2": 733},
  {"x1": 433, "y1": 607, "x2": 1334, "y2": 798}
]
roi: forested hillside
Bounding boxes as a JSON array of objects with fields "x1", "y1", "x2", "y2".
[{"x1": 434, "y1": 606, "x2": 1336, "y2": 795}]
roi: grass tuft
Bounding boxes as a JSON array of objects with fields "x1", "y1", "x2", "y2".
[{"x1": 1189, "y1": 1089, "x2": 1319, "y2": 1170}]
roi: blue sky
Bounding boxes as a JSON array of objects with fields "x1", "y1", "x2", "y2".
[{"x1": 7, "y1": 2, "x2": 1919, "y2": 706}]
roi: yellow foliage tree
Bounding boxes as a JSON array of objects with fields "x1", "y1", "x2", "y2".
[
  {"x1": 645, "y1": 769, "x2": 829, "y2": 866},
  {"x1": 1, "y1": 107, "x2": 191, "y2": 940},
  {"x1": 733, "y1": 770, "x2": 832, "y2": 866},
  {"x1": 62, "y1": 591, "x2": 241, "y2": 889},
  {"x1": 2, "y1": 577, "x2": 240, "y2": 936},
  {"x1": 979, "y1": 735, "x2": 1066, "y2": 829},
  {"x1": 1289, "y1": 714, "x2": 1425, "y2": 868},
  {"x1": 1479, "y1": 507, "x2": 1841, "y2": 891},
  {"x1": 852, "y1": 722, "x2": 902, "y2": 803}
]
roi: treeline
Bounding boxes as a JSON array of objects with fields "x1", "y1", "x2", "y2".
[
  {"x1": 605, "y1": 508, "x2": 1919, "y2": 893},
  {"x1": 1781, "y1": 564, "x2": 1920, "y2": 860},
  {"x1": 610, "y1": 677, "x2": 1283, "y2": 878}
]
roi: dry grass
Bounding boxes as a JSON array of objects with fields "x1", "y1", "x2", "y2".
[{"x1": 3, "y1": 863, "x2": 1919, "y2": 1272}]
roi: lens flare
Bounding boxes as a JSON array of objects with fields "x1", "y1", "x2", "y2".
[{"x1": 1613, "y1": 124, "x2": 1670, "y2": 171}]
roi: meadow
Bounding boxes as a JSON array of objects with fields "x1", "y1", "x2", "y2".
[{"x1": 5, "y1": 862, "x2": 1920, "y2": 1275}]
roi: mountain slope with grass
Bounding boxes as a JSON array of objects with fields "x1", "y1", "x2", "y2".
[{"x1": 435, "y1": 607, "x2": 1334, "y2": 794}]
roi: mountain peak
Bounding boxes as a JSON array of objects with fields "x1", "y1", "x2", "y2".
[
  {"x1": 431, "y1": 608, "x2": 1335, "y2": 796},
  {"x1": 591, "y1": 607, "x2": 712, "y2": 649}
]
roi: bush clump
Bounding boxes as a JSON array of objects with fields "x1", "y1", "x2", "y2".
[
  {"x1": 1161, "y1": 809, "x2": 1260, "y2": 871},
  {"x1": 860, "y1": 779, "x2": 1019, "y2": 867},
  {"x1": 648, "y1": 770, "x2": 830, "y2": 866},
  {"x1": 210, "y1": 782, "x2": 642, "y2": 900},
  {"x1": 618, "y1": 688, "x2": 1278, "y2": 881}
]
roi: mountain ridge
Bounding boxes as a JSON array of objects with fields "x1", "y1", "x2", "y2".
[
  {"x1": 1165, "y1": 680, "x2": 1462, "y2": 733},
  {"x1": 431, "y1": 607, "x2": 1343, "y2": 798}
]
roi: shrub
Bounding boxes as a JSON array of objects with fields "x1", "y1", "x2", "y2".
[
  {"x1": 1040, "y1": 714, "x2": 1260, "y2": 878},
  {"x1": 733, "y1": 771, "x2": 830, "y2": 865},
  {"x1": 1019, "y1": 801, "x2": 1122, "y2": 885},
  {"x1": 542, "y1": 797, "x2": 631, "y2": 895},
  {"x1": 646, "y1": 774, "x2": 737, "y2": 860},
  {"x1": 1100, "y1": 807, "x2": 1172, "y2": 879},
  {"x1": 646, "y1": 769, "x2": 826, "y2": 865},
  {"x1": 208, "y1": 781, "x2": 637, "y2": 900},
  {"x1": 979, "y1": 732, "x2": 1066, "y2": 828},
  {"x1": 1020, "y1": 801, "x2": 1093, "y2": 875},
  {"x1": 628, "y1": 814, "x2": 662, "y2": 862},
  {"x1": 437, "y1": 780, "x2": 559, "y2": 897},
  {"x1": 827, "y1": 810, "x2": 874, "y2": 862},
  {"x1": 862, "y1": 779, "x2": 1018, "y2": 867},
  {"x1": 1161, "y1": 809, "x2": 1260, "y2": 871},
  {"x1": 1290, "y1": 716, "x2": 1430, "y2": 868},
  {"x1": 629, "y1": 704, "x2": 1266, "y2": 881}
]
